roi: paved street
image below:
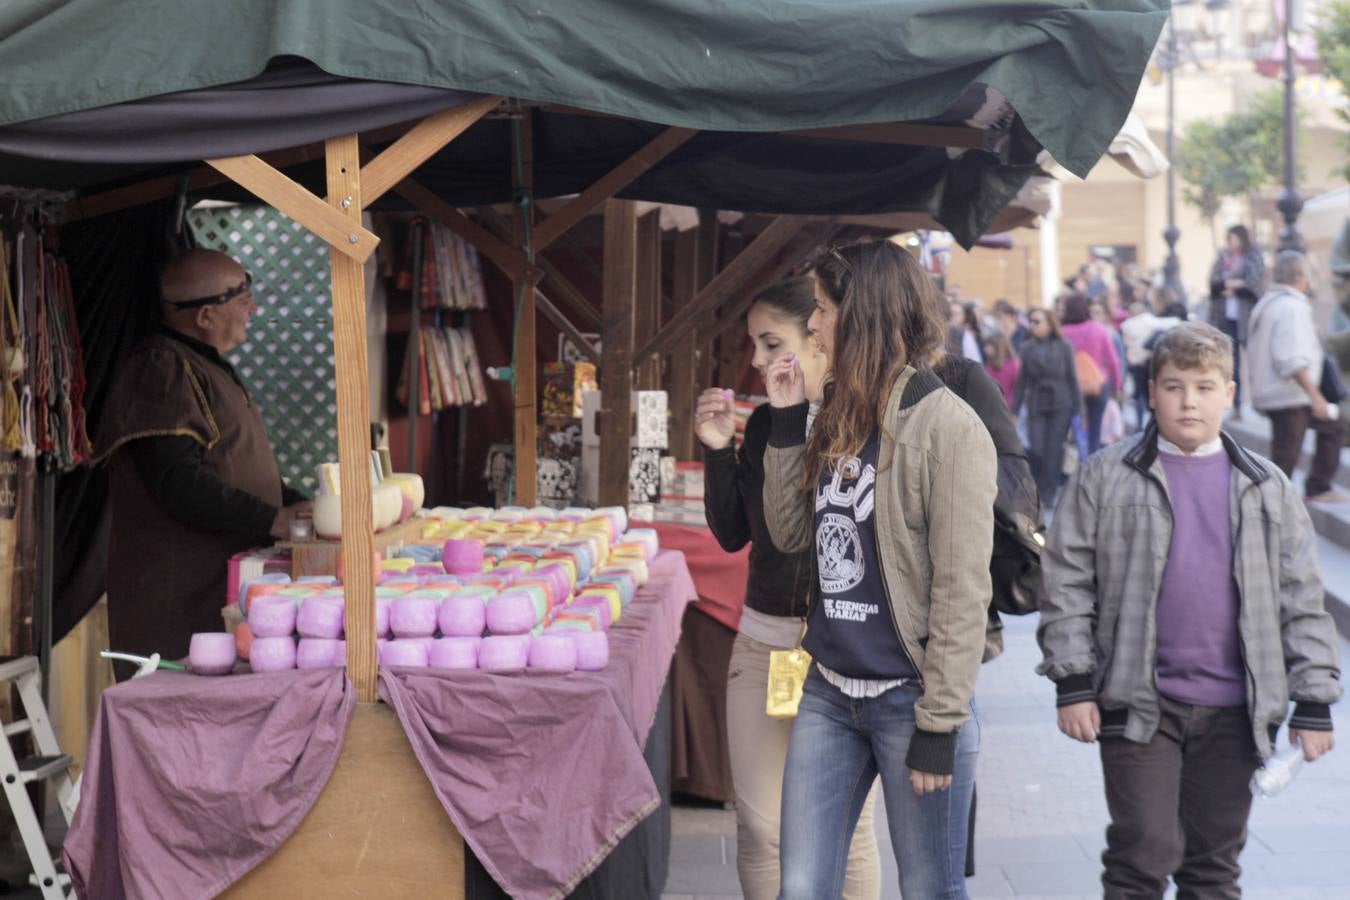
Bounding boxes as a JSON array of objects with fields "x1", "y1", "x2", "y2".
[{"x1": 665, "y1": 614, "x2": 1350, "y2": 899}]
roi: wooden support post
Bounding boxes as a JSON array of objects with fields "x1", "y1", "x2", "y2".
[
  {"x1": 512, "y1": 113, "x2": 538, "y2": 507},
  {"x1": 600, "y1": 201, "x2": 639, "y2": 507},
  {"x1": 693, "y1": 209, "x2": 720, "y2": 425},
  {"x1": 666, "y1": 228, "x2": 701, "y2": 461},
  {"x1": 325, "y1": 135, "x2": 378, "y2": 703},
  {"x1": 634, "y1": 211, "x2": 662, "y2": 390},
  {"x1": 638, "y1": 215, "x2": 810, "y2": 360}
]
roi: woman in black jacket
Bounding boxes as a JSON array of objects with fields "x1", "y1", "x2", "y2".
[
  {"x1": 1013, "y1": 308, "x2": 1082, "y2": 508},
  {"x1": 697, "y1": 278, "x2": 880, "y2": 900},
  {"x1": 1207, "y1": 223, "x2": 1265, "y2": 411}
]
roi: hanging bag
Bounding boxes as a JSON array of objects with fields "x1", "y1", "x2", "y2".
[
  {"x1": 766, "y1": 619, "x2": 811, "y2": 720},
  {"x1": 1074, "y1": 350, "x2": 1106, "y2": 397}
]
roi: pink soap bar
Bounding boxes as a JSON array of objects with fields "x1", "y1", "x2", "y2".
[
  {"x1": 391, "y1": 596, "x2": 438, "y2": 639},
  {"x1": 248, "y1": 595, "x2": 298, "y2": 639},
  {"x1": 571, "y1": 596, "x2": 614, "y2": 630},
  {"x1": 442, "y1": 539, "x2": 485, "y2": 575},
  {"x1": 486, "y1": 591, "x2": 537, "y2": 635},
  {"x1": 527, "y1": 635, "x2": 578, "y2": 673},
  {"x1": 376, "y1": 597, "x2": 392, "y2": 639},
  {"x1": 569, "y1": 630, "x2": 610, "y2": 671},
  {"x1": 297, "y1": 638, "x2": 343, "y2": 670},
  {"x1": 532, "y1": 566, "x2": 572, "y2": 604},
  {"x1": 250, "y1": 637, "x2": 297, "y2": 673},
  {"x1": 380, "y1": 639, "x2": 430, "y2": 667},
  {"x1": 428, "y1": 637, "x2": 481, "y2": 670},
  {"x1": 479, "y1": 635, "x2": 529, "y2": 671},
  {"x1": 189, "y1": 632, "x2": 237, "y2": 676},
  {"x1": 438, "y1": 594, "x2": 487, "y2": 637},
  {"x1": 297, "y1": 596, "x2": 345, "y2": 639}
]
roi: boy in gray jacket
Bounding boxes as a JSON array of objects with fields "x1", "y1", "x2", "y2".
[{"x1": 1037, "y1": 322, "x2": 1341, "y2": 899}]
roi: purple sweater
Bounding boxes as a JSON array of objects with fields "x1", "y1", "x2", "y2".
[
  {"x1": 1155, "y1": 450, "x2": 1247, "y2": 707},
  {"x1": 1061, "y1": 320, "x2": 1123, "y2": 394}
]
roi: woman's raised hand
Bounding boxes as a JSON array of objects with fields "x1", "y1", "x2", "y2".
[
  {"x1": 766, "y1": 354, "x2": 806, "y2": 408},
  {"x1": 695, "y1": 388, "x2": 737, "y2": 450}
]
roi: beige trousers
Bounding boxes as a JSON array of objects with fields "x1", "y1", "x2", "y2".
[{"x1": 726, "y1": 632, "x2": 881, "y2": 900}]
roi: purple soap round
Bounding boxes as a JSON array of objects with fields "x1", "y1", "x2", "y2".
[
  {"x1": 438, "y1": 594, "x2": 487, "y2": 637},
  {"x1": 533, "y1": 566, "x2": 571, "y2": 606},
  {"x1": 570, "y1": 631, "x2": 609, "y2": 671},
  {"x1": 486, "y1": 591, "x2": 537, "y2": 635},
  {"x1": 442, "y1": 539, "x2": 485, "y2": 576},
  {"x1": 247, "y1": 595, "x2": 297, "y2": 639},
  {"x1": 428, "y1": 637, "x2": 481, "y2": 670},
  {"x1": 297, "y1": 638, "x2": 343, "y2": 670},
  {"x1": 571, "y1": 597, "x2": 614, "y2": 630},
  {"x1": 527, "y1": 635, "x2": 578, "y2": 673},
  {"x1": 297, "y1": 596, "x2": 344, "y2": 639},
  {"x1": 478, "y1": 635, "x2": 529, "y2": 671},
  {"x1": 379, "y1": 639, "x2": 430, "y2": 667},
  {"x1": 189, "y1": 632, "x2": 237, "y2": 676},
  {"x1": 250, "y1": 636, "x2": 297, "y2": 673},
  {"x1": 375, "y1": 597, "x2": 392, "y2": 639},
  {"x1": 391, "y1": 596, "x2": 438, "y2": 639}
]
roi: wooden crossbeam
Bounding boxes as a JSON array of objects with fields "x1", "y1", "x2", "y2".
[
  {"x1": 709, "y1": 221, "x2": 841, "y2": 339},
  {"x1": 536, "y1": 291, "x2": 600, "y2": 364},
  {"x1": 389, "y1": 180, "x2": 532, "y2": 281},
  {"x1": 638, "y1": 215, "x2": 811, "y2": 360},
  {"x1": 206, "y1": 154, "x2": 379, "y2": 263},
  {"x1": 359, "y1": 96, "x2": 502, "y2": 207},
  {"x1": 531, "y1": 126, "x2": 697, "y2": 252},
  {"x1": 480, "y1": 207, "x2": 600, "y2": 328},
  {"x1": 324, "y1": 134, "x2": 379, "y2": 703}
]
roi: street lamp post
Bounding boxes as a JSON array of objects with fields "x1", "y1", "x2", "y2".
[
  {"x1": 1162, "y1": 15, "x2": 1185, "y2": 302},
  {"x1": 1276, "y1": 3, "x2": 1303, "y2": 252}
]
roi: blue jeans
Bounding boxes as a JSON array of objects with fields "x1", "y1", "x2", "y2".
[{"x1": 779, "y1": 669, "x2": 980, "y2": 899}]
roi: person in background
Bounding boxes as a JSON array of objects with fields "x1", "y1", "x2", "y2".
[
  {"x1": 1014, "y1": 309, "x2": 1082, "y2": 509},
  {"x1": 696, "y1": 278, "x2": 880, "y2": 900},
  {"x1": 949, "y1": 300, "x2": 983, "y2": 362},
  {"x1": 982, "y1": 332, "x2": 1019, "y2": 409},
  {"x1": 95, "y1": 249, "x2": 310, "y2": 680},
  {"x1": 1090, "y1": 299, "x2": 1128, "y2": 395},
  {"x1": 1038, "y1": 322, "x2": 1339, "y2": 899},
  {"x1": 1061, "y1": 293, "x2": 1123, "y2": 455},
  {"x1": 1246, "y1": 250, "x2": 1348, "y2": 504},
  {"x1": 994, "y1": 299, "x2": 1030, "y2": 353},
  {"x1": 1207, "y1": 224, "x2": 1266, "y2": 414},
  {"x1": 766, "y1": 240, "x2": 996, "y2": 899},
  {"x1": 1119, "y1": 301, "x2": 1182, "y2": 430}
]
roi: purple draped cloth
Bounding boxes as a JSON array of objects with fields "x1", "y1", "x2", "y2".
[
  {"x1": 379, "y1": 550, "x2": 696, "y2": 900},
  {"x1": 62, "y1": 666, "x2": 355, "y2": 900}
]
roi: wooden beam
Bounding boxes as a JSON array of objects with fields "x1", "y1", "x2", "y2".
[
  {"x1": 531, "y1": 127, "x2": 697, "y2": 252},
  {"x1": 381, "y1": 173, "x2": 533, "y2": 281},
  {"x1": 512, "y1": 112, "x2": 538, "y2": 507},
  {"x1": 480, "y1": 207, "x2": 600, "y2": 329},
  {"x1": 599, "y1": 201, "x2": 639, "y2": 507},
  {"x1": 536, "y1": 291, "x2": 600, "y2": 365},
  {"x1": 638, "y1": 215, "x2": 811, "y2": 360},
  {"x1": 634, "y1": 211, "x2": 662, "y2": 390},
  {"x1": 359, "y1": 96, "x2": 502, "y2": 207},
  {"x1": 325, "y1": 134, "x2": 378, "y2": 703},
  {"x1": 709, "y1": 221, "x2": 841, "y2": 339},
  {"x1": 666, "y1": 228, "x2": 701, "y2": 461},
  {"x1": 206, "y1": 154, "x2": 379, "y2": 263}
]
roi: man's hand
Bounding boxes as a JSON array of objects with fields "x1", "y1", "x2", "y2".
[
  {"x1": 909, "y1": 769, "x2": 953, "y2": 796},
  {"x1": 1291, "y1": 729, "x2": 1335, "y2": 762},
  {"x1": 694, "y1": 388, "x2": 736, "y2": 451},
  {"x1": 1311, "y1": 391, "x2": 1333, "y2": 421},
  {"x1": 1057, "y1": 701, "x2": 1101, "y2": 743},
  {"x1": 269, "y1": 502, "x2": 313, "y2": 541}
]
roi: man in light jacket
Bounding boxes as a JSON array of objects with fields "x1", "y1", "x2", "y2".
[{"x1": 1246, "y1": 250, "x2": 1347, "y2": 503}]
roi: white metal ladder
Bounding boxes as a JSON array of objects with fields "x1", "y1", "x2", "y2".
[{"x1": 0, "y1": 656, "x2": 73, "y2": 899}]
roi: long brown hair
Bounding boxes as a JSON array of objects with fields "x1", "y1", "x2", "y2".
[{"x1": 807, "y1": 240, "x2": 947, "y2": 487}]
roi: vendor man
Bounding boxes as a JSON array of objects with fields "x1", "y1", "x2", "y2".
[{"x1": 96, "y1": 249, "x2": 308, "y2": 677}]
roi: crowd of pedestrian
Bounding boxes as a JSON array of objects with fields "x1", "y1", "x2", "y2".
[{"x1": 688, "y1": 230, "x2": 1342, "y2": 900}]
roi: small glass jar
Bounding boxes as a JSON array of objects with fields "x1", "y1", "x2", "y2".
[{"x1": 289, "y1": 517, "x2": 314, "y2": 542}]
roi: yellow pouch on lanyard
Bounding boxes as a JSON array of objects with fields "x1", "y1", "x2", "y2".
[{"x1": 766, "y1": 621, "x2": 811, "y2": 720}]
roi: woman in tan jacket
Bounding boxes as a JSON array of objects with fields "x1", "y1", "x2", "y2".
[{"x1": 763, "y1": 240, "x2": 997, "y2": 899}]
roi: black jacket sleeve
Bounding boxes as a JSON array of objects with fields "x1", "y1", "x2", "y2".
[
  {"x1": 703, "y1": 444, "x2": 752, "y2": 553},
  {"x1": 129, "y1": 435, "x2": 278, "y2": 542},
  {"x1": 956, "y1": 362, "x2": 1024, "y2": 458}
]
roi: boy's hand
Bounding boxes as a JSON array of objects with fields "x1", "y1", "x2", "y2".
[
  {"x1": 909, "y1": 770, "x2": 953, "y2": 796},
  {"x1": 1290, "y1": 729, "x2": 1335, "y2": 761},
  {"x1": 1057, "y1": 702, "x2": 1101, "y2": 743}
]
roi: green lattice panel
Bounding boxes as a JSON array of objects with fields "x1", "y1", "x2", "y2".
[{"x1": 187, "y1": 204, "x2": 336, "y2": 495}]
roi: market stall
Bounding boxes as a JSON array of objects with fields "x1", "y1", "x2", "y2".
[{"x1": 0, "y1": 1, "x2": 1167, "y2": 896}]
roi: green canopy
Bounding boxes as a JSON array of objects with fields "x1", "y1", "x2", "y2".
[{"x1": 0, "y1": 0, "x2": 1168, "y2": 244}]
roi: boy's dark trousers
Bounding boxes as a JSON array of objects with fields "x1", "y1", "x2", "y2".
[{"x1": 1098, "y1": 695, "x2": 1261, "y2": 900}]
